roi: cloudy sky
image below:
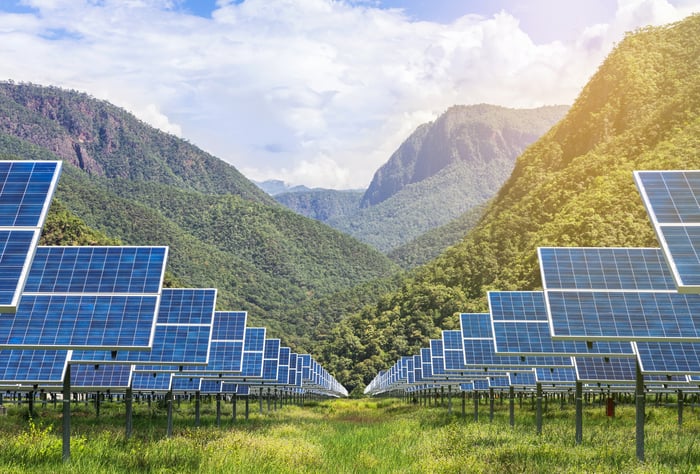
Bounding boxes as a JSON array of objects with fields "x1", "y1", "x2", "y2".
[{"x1": 1, "y1": 0, "x2": 699, "y2": 189}]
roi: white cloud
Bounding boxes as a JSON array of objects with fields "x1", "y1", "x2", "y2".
[{"x1": 0, "y1": 0, "x2": 699, "y2": 188}]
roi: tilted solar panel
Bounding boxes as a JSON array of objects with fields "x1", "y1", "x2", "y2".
[
  {"x1": 574, "y1": 357, "x2": 636, "y2": 384},
  {"x1": 635, "y1": 170, "x2": 700, "y2": 293},
  {"x1": 132, "y1": 372, "x2": 172, "y2": 392},
  {"x1": 71, "y1": 364, "x2": 132, "y2": 390},
  {"x1": 73, "y1": 288, "x2": 216, "y2": 367},
  {"x1": 0, "y1": 349, "x2": 68, "y2": 383},
  {"x1": 460, "y1": 313, "x2": 575, "y2": 368},
  {"x1": 0, "y1": 246, "x2": 167, "y2": 350},
  {"x1": 634, "y1": 341, "x2": 700, "y2": 375},
  {"x1": 540, "y1": 246, "x2": 700, "y2": 341},
  {"x1": 0, "y1": 161, "x2": 62, "y2": 312},
  {"x1": 490, "y1": 291, "x2": 634, "y2": 355}
]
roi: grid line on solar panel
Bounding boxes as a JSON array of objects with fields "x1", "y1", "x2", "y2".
[
  {"x1": 211, "y1": 311, "x2": 247, "y2": 341},
  {"x1": 489, "y1": 291, "x2": 636, "y2": 355},
  {"x1": 71, "y1": 364, "x2": 132, "y2": 389},
  {"x1": 132, "y1": 372, "x2": 172, "y2": 391},
  {"x1": 24, "y1": 246, "x2": 167, "y2": 294},
  {"x1": 546, "y1": 290, "x2": 700, "y2": 341},
  {"x1": 538, "y1": 247, "x2": 676, "y2": 291},
  {"x1": 0, "y1": 161, "x2": 62, "y2": 228},
  {"x1": 71, "y1": 288, "x2": 215, "y2": 366},
  {"x1": 0, "y1": 349, "x2": 69, "y2": 383},
  {"x1": 633, "y1": 341, "x2": 700, "y2": 375},
  {"x1": 0, "y1": 246, "x2": 167, "y2": 349},
  {"x1": 635, "y1": 170, "x2": 700, "y2": 292},
  {"x1": 574, "y1": 357, "x2": 636, "y2": 383}
]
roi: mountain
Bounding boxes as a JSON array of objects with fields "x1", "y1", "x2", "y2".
[
  {"x1": 0, "y1": 81, "x2": 401, "y2": 350},
  {"x1": 272, "y1": 104, "x2": 567, "y2": 255},
  {"x1": 320, "y1": 14, "x2": 700, "y2": 393},
  {"x1": 255, "y1": 179, "x2": 313, "y2": 196},
  {"x1": 274, "y1": 189, "x2": 363, "y2": 222}
]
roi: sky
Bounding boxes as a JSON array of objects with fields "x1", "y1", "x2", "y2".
[{"x1": 0, "y1": 0, "x2": 699, "y2": 189}]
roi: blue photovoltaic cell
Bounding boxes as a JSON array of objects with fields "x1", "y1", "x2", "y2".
[
  {"x1": 460, "y1": 313, "x2": 574, "y2": 368},
  {"x1": 0, "y1": 349, "x2": 68, "y2": 383},
  {"x1": 171, "y1": 377, "x2": 201, "y2": 392},
  {"x1": 508, "y1": 371, "x2": 536, "y2": 387},
  {"x1": 221, "y1": 383, "x2": 250, "y2": 395},
  {"x1": 538, "y1": 247, "x2": 676, "y2": 291},
  {"x1": 489, "y1": 376, "x2": 511, "y2": 388},
  {"x1": 199, "y1": 379, "x2": 222, "y2": 394},
  {"x1": 132, "y1": 372, "x2": 172, "y2": 392},
  {"x1": 574, "y1": 357, "x2": 636, "y2": 383},
  {"x1": 244, "y1": 327, "x2": 265, "y2": 352},
  {"x1": 0, "y1": 161, "x2": 62, "y2": 311},
  {"x1": 72, "y1": 288, "x2": 215, "y2": 367},
  {"x1": 201, "y1": 341, "x2": 244, "y2": 373},
  {"x1": 0, "y1": 161, "x2": 61, "y2": 227},
  {"x1": 0, "y1": 230, "x2": 38, "y2": 310},
  {"x1": 473, "y1": 379, "x2": 489, "y2": 390},
  {"x1": 443, "y1": 330, "x2": 467, "y2": 371},
  {"x1": 460, "y1": 313, "x2": 492, "y2": 339},
  {"x1": 155, "y1": 288, "x2": 217, "y2": 325},
  {"x1": 634, "y1": 341, "x2": 700, "y2": 375},
  {"x1": 0, "y1": 246, "x2": 167, "y2": 349},
  {"x1": 635, "y1": 170, "x2": 700, "y2": 292},
  {"x1": 131, "y1": 372, "x2": 172, "y2": 392},
  {"x1": 421, "y1": 348, "x2": 433, "y2": 379},
  {"x1": 0, "y1": 294, "x2": 159, "y2": 349},
  {"x1": 489, "y1": 291, "x2": 548, "y2": 321},
  {"x1": 547, "y1": 291, "x2": 700, "y2": 341},
  {"x1": 490, "y1": 291, "x2": 635, "y2": 356},
  {"x1": 535, "y1": 367, "x2": 576, "y2": 384},
  {"x1": 71, "y1": 364, "x2": 132, "y2": 389},
  {"x1": 25, "y1": 246, "x2": 167, "y2": 294},
  {"x1": 212, "y1": 311, "x2": 247, "y2": 341},
  {"x1": 261, "y1": 338, "x2": 280, "y2": 381}
]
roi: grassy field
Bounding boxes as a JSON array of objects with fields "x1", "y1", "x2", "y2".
[{"x1": 0, "y1": 394, "x2": 699, "y2": 472}]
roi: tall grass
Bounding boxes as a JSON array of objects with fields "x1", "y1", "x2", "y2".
[{"x1": 0, "y1": 395, "x2": 697, "y2": 472}]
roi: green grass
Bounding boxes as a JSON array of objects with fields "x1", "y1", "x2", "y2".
[{"x1": 0, "y1": 395, "x2": 699, "y2": 472}]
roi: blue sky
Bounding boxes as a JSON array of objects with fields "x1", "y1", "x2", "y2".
[{"x1": 0, "y1": 0, "x2": 698, "y2": 188}]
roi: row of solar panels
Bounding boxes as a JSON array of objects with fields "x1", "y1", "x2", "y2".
[
  {"x1": 366, "y1": 170, "x2": 700, "y2": 396},
  {"x1": 0, "y1": 160, "x2": 347, "y2": 398}
]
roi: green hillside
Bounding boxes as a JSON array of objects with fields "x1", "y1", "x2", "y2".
[
  {"x1": 0, "y1": 84, "x2": 400, "y2": 351},
  {"x1": 320, "y1": 14, "x2": 700, "y2": 394}
]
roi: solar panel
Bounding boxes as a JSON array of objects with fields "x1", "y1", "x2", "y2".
[
  {"x1": 574, "y1": 357, "x2": 636, "y2": 384},
  {"x1": 634, "y1": 341, "x2": 700, "y2": 375},
  {"x1": 535, "y1": 367, "x2": 576, "y2": 384},
  {"x1": 0, "y1": 246, "x2": 167, "y2": 349},
  {"x1": 489, "y1": 291, "x2": 633, "y2": 356},
  {"x1": 171, "y1": 376, "x2": 201, "y2": 393},
  {"x1": 540, "y1": 246, "x2": 700, "y2": 342},
  {"x1": 261, "y1": 338, "x2": 280, "y2": 381},
  {"x1": 0, "y1": 349, "x2": 68, "y2": 383},
  {"x1": 508, "y1": 370, "x2": 537, "y2": 388},
  {"x1": 71, "y1": 364, "x2": 132, "y2": 391},
  {"x1": 539, "y1": 247, "x2": 676, "y2": 291},
  {"x1": 545, "y1": 289, "x2": 700, "y2": 342},
  {"x1": 460, "y1": 313, "x2": 575, "y2": 369},
  {"x1": 132, "y1": 372, "x2": 172, "y2": 392},
  {"x1": 635, "y1": 170, "x2": 700, "y2": 293},
  {"x1": 0, "y1": 161, "x2": 62, "y2": 312},
  {"x1": 72, "y1": 288, "x2": 216, "y2": 368}
]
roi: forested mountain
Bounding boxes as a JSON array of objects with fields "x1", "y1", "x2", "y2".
[
  {"x1": 0, "y1": 82, "x2": 400, "y2": 350},
  {"x1": 255, "y1": 179, "x2": 313, "y2": 196},
  {"x1": 274, "y1": 189, "x2": 363, "y2": 222},
  {"x1": 270, "y1": 104, "x2": 566, "y2": 255},
  {"x1": 320, "y1": 14, "x2": 700, "y2": 394}
]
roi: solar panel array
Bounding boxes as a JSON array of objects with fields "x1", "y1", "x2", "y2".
[
  {"x1": 635, "y1": 171, "x2": 700, "y2": 293},
  {"x1": 367, "y1": 168, "x2": 700, "y2": 407},
  {"x1": 0, "y1": 160, "x2": 348, "y2": 404}
]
